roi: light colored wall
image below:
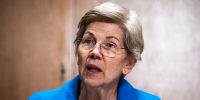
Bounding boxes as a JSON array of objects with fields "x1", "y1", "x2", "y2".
[
  {"x1": 111, "y1": 0, "x2": 200, "y2": 100},
  {"x1": 72, "y1": 0, "x2": 200, "y2": 100}
]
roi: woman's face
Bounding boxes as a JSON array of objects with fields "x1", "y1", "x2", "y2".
[{"x1": 78, "y1": 22, "x2": 131, "y2": 87}]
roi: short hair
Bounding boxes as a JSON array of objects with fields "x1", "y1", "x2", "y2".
[{"x1": 74, "y1": 2, "x2": 144, "y2": 60}]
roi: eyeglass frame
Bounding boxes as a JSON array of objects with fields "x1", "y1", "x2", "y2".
[{"x1": 74, "y1": 38, "x2": 127, "y2": 58}]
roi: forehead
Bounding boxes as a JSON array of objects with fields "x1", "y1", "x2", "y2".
[{"x1": 84, "y1": 22, "x2": 124, "y2": 42}]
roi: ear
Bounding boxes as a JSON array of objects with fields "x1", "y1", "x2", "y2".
[{"x1": 122, "y1": 56, "x2": 137, "y2": 75}]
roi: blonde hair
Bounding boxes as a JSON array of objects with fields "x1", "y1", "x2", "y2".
[{"x1": 74, "y1": 2, "x2": 144, "y2": 60}]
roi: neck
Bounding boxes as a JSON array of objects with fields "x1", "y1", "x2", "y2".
[{"x1": 78, "y1": 80, "x2": 119, "y2": 100}]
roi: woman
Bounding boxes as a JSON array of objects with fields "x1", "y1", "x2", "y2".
[{"x1": 29, "y1": 2, "x2": 160, "y2": 100}]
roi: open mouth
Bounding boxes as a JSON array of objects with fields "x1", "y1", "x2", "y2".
[{"x1": 86, "y1": 64, "x2": 102, "y2": 72}]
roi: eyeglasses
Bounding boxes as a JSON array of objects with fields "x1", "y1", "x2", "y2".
[{"x1": 75, "y1": 38, "x2": 126, "y2": 58}]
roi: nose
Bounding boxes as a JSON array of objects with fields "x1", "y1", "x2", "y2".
[{"x1": 89, "y1": 43, "x2": 103, "y2": 60}]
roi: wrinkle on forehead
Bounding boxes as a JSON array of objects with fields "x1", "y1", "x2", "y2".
[{"x1": 84, "y1": 22, "x2": 124, "y2": 45}]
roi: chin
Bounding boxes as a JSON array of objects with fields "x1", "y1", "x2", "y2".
[{"x1": 82, "y1": 76, "x2": 103, "y2": 88}]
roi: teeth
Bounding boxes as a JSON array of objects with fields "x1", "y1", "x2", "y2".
[
  {"x1": 90, "y1": 68, "x2": 98, "y2": 71},
  {"x1": 87, "y1": 67, "x2": 101, "y2": 72}
]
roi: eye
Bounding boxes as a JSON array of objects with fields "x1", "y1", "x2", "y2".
[
  {"x1": 105, "y1": 42, "x2": 117, "y2": 49},
  {"x1": 82, "y1": 38, "x2": 95, "y2": 45}
]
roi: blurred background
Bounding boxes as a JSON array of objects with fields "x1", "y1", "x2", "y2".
[{"x1": 0, "y1": 0, "x2": 200, "y2": 100}]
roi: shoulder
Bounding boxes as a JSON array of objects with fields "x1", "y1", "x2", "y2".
[
  {"x1": 29, "y1": 76, "x2": 80, "y2": 100},
  {"x1": 136, "y1": 89, "x2": 161, "y2": 100},
  {"x1": 28, "y1": 89, "x2": 67, "y2": 100},
  {"x1": 118, "y1": 78, "x2": 161, "y2": 100}
]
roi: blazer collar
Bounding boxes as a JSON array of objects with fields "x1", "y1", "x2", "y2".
[
  {"x1": 117, "y1": 78, "x2": 139, "y2": 100},
  {"x1": 61, "y1": 75, "x2": 139, "y2": 100}
]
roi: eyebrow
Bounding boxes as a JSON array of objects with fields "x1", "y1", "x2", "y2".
[
  {"x1": 106, "y1": 36, "x2": 120, "y2": 42},
  {"x1": 84, "y1": 32, "x2": 95, "y2": 37},
  {"x1": 84, "y1": 31, "x2": 120, "y2": 42}
]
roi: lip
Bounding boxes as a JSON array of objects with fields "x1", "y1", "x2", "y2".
[{"x1": 86, "y1": 64, "x2": 102, "y2": 75}]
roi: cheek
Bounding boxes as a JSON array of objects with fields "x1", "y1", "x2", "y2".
[
  {"x1": 77, "y1": 53, "x2": 82, "y2": 66},
  {"x1": 77, "y1": 48, "x2": 88, "y2": 69},
  {"x1": 105, "y1": 58, "x2": 126, "y2": 76},
  {"x1": 77, "y1": 52, "x2": 86, "y2": 76},
  {"x1": 77, "y1": 47, "x2": 84, "y2": 66}
]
